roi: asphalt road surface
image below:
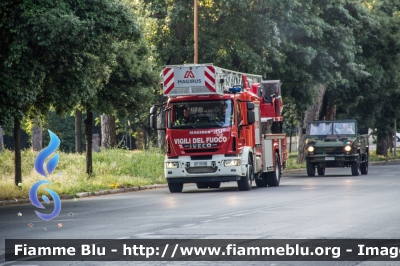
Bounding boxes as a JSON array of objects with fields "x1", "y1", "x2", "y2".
[{"x1": 1, "y1": 162, "x2": 400, "y2": 266}]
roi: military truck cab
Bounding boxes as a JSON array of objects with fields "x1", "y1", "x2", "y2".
[{"x1": 304, "y1": 120, "x2": 369, "y2": 177}]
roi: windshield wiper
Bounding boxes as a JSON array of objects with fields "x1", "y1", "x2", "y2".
[{"x1": 335, "y1": 129, "x2": 341, "y2": 139}]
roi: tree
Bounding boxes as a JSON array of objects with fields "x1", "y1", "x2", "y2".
[
  {"x1": 75, "y1": 109, "x2": 83, "y2": 153},
  {"x1": 327, "y1": 0, "x2": 400, "y2": 156},
  {"x1": 0, "y1": 126, "x2": 3, "y2": 152},
  {"x1": 260, "y1": 0, "x2": 368, "y2": 163},
  {"x1": 31, "y1": 118, "x2": 43, "y2": 151},
  {"x1": 95, "y1": 37, "x2": 159, "y2": 150},
  {"x1": 0, "y1": 0, "x2": 147, "y2": 182}
]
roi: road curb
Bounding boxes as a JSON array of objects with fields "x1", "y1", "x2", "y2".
[{"x1": 0, "y1": 184, "x2": 169, "y2": 206}]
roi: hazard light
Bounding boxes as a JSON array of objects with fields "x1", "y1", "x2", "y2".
[{"x1": 228, "y1": 87, "x2": 241, "y2": 93}]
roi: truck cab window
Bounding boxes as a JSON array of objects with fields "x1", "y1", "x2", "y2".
[{"x1": 170, "y1": 100, "x2": 233, "y2": 128}]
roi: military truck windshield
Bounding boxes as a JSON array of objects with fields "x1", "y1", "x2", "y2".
[
  {"x1": 170, "y1": 100, "x2": 233, "y2": 129},
  {"x1": 309, "y1": 121, "x2": 356, "y2": 136},
  {"x1": 333, "y1": 122, "x2": 356, "y2": 135},
  {"x1": 309, "y1": 122, "x2": 333, "y2": 135}
]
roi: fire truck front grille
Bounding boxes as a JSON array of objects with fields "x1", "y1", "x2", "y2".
[
  {"x1": 184, "y1": 149, "x2": 218, "y2": 153},
  {"x1": 186, "y1": 167, "x2": 218, "y2": 174},
  {"x1": 191, "y1": 155, "x2": 212, "y2": 160}
]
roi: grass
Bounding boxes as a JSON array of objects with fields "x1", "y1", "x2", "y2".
[
  {"x1": 368, "y1": 150, "x2": 400, "y2": 161},
  {"x1": 285, "y1": 152, "x2": 306, "y2": 170},
  {"x1": 0, "y1": 148, "x2": 165, "y2": 200}
]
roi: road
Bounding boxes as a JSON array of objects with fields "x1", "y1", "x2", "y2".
[{"x1": 1, "y1": 162, "x2": 400, "y2": 266}]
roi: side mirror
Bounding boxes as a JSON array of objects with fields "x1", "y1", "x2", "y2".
[
  {"x1": 149, "y1": 114, "x2": 157, "y2": 129},
  {"x1": 247, "y1": 102, "x2": 255, "y2": 110},
  {"x1": 247, "y1": 110, "x2": 255, "y2": 124},
  {"x1": 149, "y1": 105, "x2": 157, "y2": 115},
  {"x1": 302, "y1": 128, "x2": 306, "y2": 135}
]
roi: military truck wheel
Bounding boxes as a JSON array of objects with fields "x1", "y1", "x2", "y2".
[
  {"x1": 237, "y1": 155, "x2": 253, "y2": 191},
  {"x1": 317, "y1": 166, "x2": 325, "y2": 176},
  {"x1": 360, "y1": 153, "x2": 368, "y2": 175},
  {"x1": 196, "y1": 182, "x2": 208, "y2": 189},
  {"x1": 351, "y1": 155, "x2": 360, "y2": 176},
  {"x1": 266, "y1": 152, "x2": 281, "y2": 186},
  {"x1": 208, "y1": 182, "x2": 221, "y2": 188},
  {"x1": 168, "y1": 182, "x2": 183, "y2": 193},
  {"x1": 306, "y1": 161, "x2": 315, "y2": 177}
]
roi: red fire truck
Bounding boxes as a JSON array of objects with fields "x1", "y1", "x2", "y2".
[{"x1": 150, "y1": 64, "x2": 287, "y2": 193}]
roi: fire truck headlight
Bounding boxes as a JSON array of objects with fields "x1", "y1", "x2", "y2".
[
  {"x1": 344, "y1": 145, "x2": 352, "y2": 152},
  {"x1": 166, "y1": 162, "x2": 179, "y2": 169},
  {"x1": 307, "y1": 146, "x2": 315, "y2": 153},
  {"x1": 224, "y1": 159, "x2": 241, "y2": 167}
]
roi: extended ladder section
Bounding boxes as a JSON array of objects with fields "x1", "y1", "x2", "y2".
[{"x1": 162, "y1": 64, "x2": 262, "y2": 97}]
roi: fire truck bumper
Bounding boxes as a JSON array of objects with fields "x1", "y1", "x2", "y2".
[{"x1": 164, "y1": 155, "x2": 245, "y2": 183}]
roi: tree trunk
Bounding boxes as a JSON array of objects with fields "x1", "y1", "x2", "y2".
[
  {"x1": 75, "y1": 109, "x2": 82, "y2": 153},
  {"x1": 325, "y1": 101, "x2": 336, "y2": 120},
  {"x1": 0, "y1": 125, "x2": 3, "y2": 152},
  {"x1": 297, "y1": 84, "x2": 327, "y2": 164},
  {"x1": 100, "y1": 114, "x2": 116, "y2": 149},
  {"x1": 14, "y1": 118, "x2": 22, "y2": 186},
  {"x1": 289, "y1": 122, "x2": 293, "y2": 153},
  {"x1": 143, "y1": 126, "x2": 148, "y2": 150},
  {"x1": 31, "y1": 117, "x2": 42, "y2": 151},
  {"x1": 85, "y1": 110, "x2": 93, "y2": 175},
  {"x1": 376, "y1": 134, "x2": 390, "y2": 157}
]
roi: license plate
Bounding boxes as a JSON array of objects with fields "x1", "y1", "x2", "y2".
[
  {"x1": 325, "y1": 157, "x2": 335, "y2": 161},
  {"x1": 194, "y1": 161, "x2": 207, "y2": 167}
]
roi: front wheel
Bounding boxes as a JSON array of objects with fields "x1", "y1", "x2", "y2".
[
  {"x1": 237, "y1": 155, "x2": 253, "y2": 191},
  {"x1": 168, "y1": 182, "x2": 183, "y2": 193},
  {"x1": 266, "y1": 152, "x2": 281, "y2": 186},
  {"x1": 360, "y1": 153, "x2": 368, "y2": 175},
  {"x1": 351, "y1": 161, "x2": 360, "y2": 176},
  {"x1": 306, "y1": 161, "x2": 315, "y2": 177}
]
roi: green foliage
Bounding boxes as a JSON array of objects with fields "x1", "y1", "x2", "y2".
[
  {"x1": 0, "y1": 0, "x2": 147, "y2": 122},
  {"x1": 41, "y1": 111, "x2": 84, "y2": 153},
  {"x1": 338, "y1": 0, "x2": 400, "y2": 142}
]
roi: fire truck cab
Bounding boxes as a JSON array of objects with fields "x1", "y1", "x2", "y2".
[{"x1": 150, "y1": 64, "x2": 287, "y2": 193}]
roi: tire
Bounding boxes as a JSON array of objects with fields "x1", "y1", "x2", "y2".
[
  {"x1": 208, "y1": 182, "x2": 221, "y2": 189},
  {"x1": 360, "y1": 153, "x2": 368, "y2": 175},
  {"x1": 306, "y1": 161, "x2": 315, "y2": 177},
  {"x1": 196, "y1": 182, "x2": 208, "y2": 189},
  {"x1": 237, "y1": 155, "x2": 253, "y2": 191},
  {"x1": 266, "y1": 152, "x2": 281, "y2": 186},
  {"x1": 168, "y1": 182, "x2": 183, "y2": 193},
  {"x1": 317, "y1": 166, "x2": 325, "y2": 176},
  {"x1": 351, "y1": 155, "x2": 360, "y2": 176}
]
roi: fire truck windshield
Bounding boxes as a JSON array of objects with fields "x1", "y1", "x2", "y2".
[{"x1": 170, "y1": 100, "x2": 233, "y2": 129}]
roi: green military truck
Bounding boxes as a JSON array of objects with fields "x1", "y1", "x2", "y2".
[{"x1": 304, "y1": 120, "x2": 369, "y2": 177}]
